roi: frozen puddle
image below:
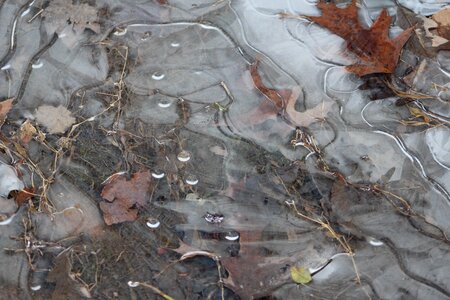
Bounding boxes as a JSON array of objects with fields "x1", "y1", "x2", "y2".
[{"x1": 0, "y1": 0, "x2": 449, "y2": 299}]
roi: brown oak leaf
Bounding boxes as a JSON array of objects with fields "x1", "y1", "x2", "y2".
[
  {"x1": 220, "y1": 230, "x2": 296, "y2": 299},
  {"x1": 308, "y1": 0, "x2": 414, "y2": 76},
  {"x1": 99, "y1": 170, "x2": 152, "y2": 225}
]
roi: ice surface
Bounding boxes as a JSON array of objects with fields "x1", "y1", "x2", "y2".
[{"x1": 0, "y1": 0, "x2": 450, "y2": 299}]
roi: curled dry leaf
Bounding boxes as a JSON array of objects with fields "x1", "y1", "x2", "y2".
[
  {"x1": 99, "y1": 170, "x2": 152, "y2": 225},
  {"x1": 307, "y1": 0, "x2": 413, "y2": 76},
  {"x1": 18, "y1": 120, "x2": 37, "y2": 145},
  {"x1": 10, "y1": 187, "x2": 35, "y2": 207},
  {"x1": 250, "y1": 62, "x2": 332, "y2": 127},
  {"x1": 250, "y1": 61, "x2": 286, "y2": 109}
]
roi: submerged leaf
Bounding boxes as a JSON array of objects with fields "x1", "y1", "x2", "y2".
[
  {"x1": 47, "y1": 253, "x2": 92, "y2": 300},
  {"x1": 42, "y1": 0, "x2": 100, "y2": 34},
  {"x1": 249, "y1": 63, "x2": 331, "y2": 127},
  {"x1": 417, "y1": 8, "x2": 450, "y2": 51},
  {"x1": 99, "y1": 170, "x2": 152, "y2": 225},
  {"x1": 432, "y1": 8, "x2": 450, "y2": 40},
  {"x1": 35, "y1": 105, "x2": 76, "y2": 134},
  {"x1": 250, "y1": 61, "x2": 286, "y2": 109},
  {"x1": 290, "y1": 266, "x2": 312, "y2": 284}
]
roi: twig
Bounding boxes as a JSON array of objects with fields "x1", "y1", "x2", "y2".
[
  {"x1": 286, "y1": 200, "x2": 361, "y2": 284},
  {"x1": 129, "y1": 281, "x2": 175, "y2": 300}
]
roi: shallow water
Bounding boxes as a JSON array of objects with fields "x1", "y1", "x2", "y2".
[{"x1": 1, "y1": 0, "x2": 450, "y2": 299}]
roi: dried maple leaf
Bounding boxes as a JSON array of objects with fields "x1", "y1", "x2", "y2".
[
  {"x1": 99, "y1": 170, "x2": 152, "y2": 225},
  {"x1": 308, "y1": 0, "x2": 414, "y2": 76}
]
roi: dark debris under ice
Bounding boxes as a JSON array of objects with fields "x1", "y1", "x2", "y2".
[{"x1": 1, "y1": 0, "x2": 450, "y2": 299}]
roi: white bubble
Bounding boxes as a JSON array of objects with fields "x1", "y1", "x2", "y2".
[
  {"x1": 225, "y1": 231, "x2": 239, "y2": 241},
  {"x1": 30, "y1": 285, "x2": 41, "y2": 291},
  {"x1": 157, "y1": 99, "x2": 172, "y2": 108},
  {"x1": 152, "y1": 72, "x2": 165, "y2": 80},
  {"x1": 185, "y1": 175, "x2": 198, "y2": 185},
  {"x1": 177, "y1": 150, "x2": 191, "y2": 162},
  {"x1": 151, "y1": 171, "x2": 165, "y2": 179},
  {"x1": 368, "y1": 238, "x2": 384, "y2": 247},
  {"x1": 32, "y1": 61, "x2": 44, "y2": 69},
  {"x1": 170, "y1": 41, "x2": 180, "y2": 47},
  {"x1": 146, "y1": 218, "x2": 160, "y2": 229}
]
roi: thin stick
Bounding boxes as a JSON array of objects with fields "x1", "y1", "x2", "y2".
[{"x1": 136, "y1": 282, "x2": 175, "y2": 300}]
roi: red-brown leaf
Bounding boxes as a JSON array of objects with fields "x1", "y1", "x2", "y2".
[
  {"x1": 99, "y1": 170, "x2": 152, "y2": 225},
  {"x1": 11, "y1": 187, "x2": 34, "y2": 207},
  {"x1": 0, "y1": 98, "x2": 14, "y2": 127},
  {"x1": 308, "y1": 0, "x2": 413, "y2": 76},
  {"x1": 250, "y1": 61, "x2": 290, "y2": 109}
]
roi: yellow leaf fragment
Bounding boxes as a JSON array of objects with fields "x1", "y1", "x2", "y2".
[{"x1": 290, "y1": 266, "x2": 312, "y2": 284}]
